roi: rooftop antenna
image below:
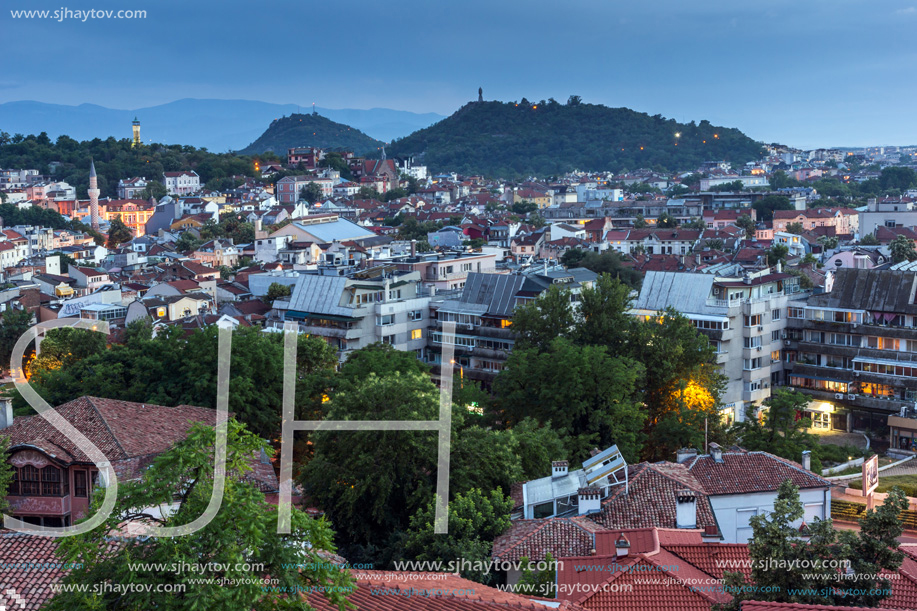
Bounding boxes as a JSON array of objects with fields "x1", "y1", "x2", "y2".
[{"x1": 312, "y1": 102, "x2": 316, "y2": 116}]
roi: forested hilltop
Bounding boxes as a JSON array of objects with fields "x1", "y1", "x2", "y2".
[
  {"x1": 387, "y1": 97, "x2": 765, "y2": 176},
  {"x1": 240, "y1": 113, "x2": 384, "y2": 156},
  {"x1": 0, "y1": 132, "x2": 261, "y2": 199}
]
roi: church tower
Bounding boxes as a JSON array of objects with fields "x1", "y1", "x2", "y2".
[
  {"x1": 88, "y1": 160, "x2": 100, "y2": 230},
  {"x1": 131, "y1": 116, "x2": 141, "y2": 147}
]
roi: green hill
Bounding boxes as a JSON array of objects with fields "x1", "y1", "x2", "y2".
[
  {"x1": 387, "y1": 99, "x2": 765, "y2": 176},
  {"x1": 240, "y1": 113, "x2": 384, "y2": 156}
]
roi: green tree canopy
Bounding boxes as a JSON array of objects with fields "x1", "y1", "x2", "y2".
[
  {"x1": 753, "y1": 195, "x2": 794, "y2": 222},
  {"x1": 105, "y1": 215, "x2": 134, "y2": 248},
  {"x1": 49, "y1": 420, "x2": 353, "y2": 611}
]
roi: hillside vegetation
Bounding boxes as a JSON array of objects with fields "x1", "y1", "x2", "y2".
[
  {"x1": 387, "y1": 98, "x2": 765, "y2": 176},
  {"x1": 240, "y1": 113, "x2": 384, "y2": 156}
]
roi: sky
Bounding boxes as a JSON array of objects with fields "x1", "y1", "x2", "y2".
[{"x1": 2, "y1": 0, "x2": 916, "y2": 149}]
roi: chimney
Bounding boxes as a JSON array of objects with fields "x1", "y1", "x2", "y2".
[
  {"x1": 867, "y1": 197, "x2": 877, "y2": 211},
  {"x1": 709, "y1": 442, "x2": 724, "y2": 463},
  {"x1": 614, "y1": 534, "x2": 630, "y2": 557},
  {"x1": 801, "y1": 450, "x2": 811, "y2": 471},
  {"x1": 676, "y1": 489, "x2": 697, "y2": 529},
  {"x1": 552, "y1": 460, "x2": 568, "y2": 478},
  {"x1": 411, "y1": 239, "x2": 417, "y2": 257},
  {"x1": 578, "y1": 487, "x2": 602, "y2": 515},
  {"x1": 0, "y1": 397, "x2": 12, "y2": 429},
  {"x1": 675, "y1": 448, "x2": 697, "y2": 464}
]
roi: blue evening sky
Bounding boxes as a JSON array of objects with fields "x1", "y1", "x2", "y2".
[{"x1": 2, "y1": 0, "x2": 916, "y2": 148}]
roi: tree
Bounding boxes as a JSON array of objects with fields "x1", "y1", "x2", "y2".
[
  {"x1": 669, "y1": 184, "x2": 692, "y2": 197},
  {"x1": 404, "y1": 488, "x2": 513, "y2": 584},
  {"x1": 494, "y1": 338, "x2": 645, "y2": 464},
  {"x1": 140, "y1": 181, "x2": 167, "y2": 200},
  {"x1": 656, "y1": 212, "x2": 678, "y2": 228},
  {"x1": 753, "y1": 195, "x2": 794, "y2": 222},
  {"x1": 174, "y1": 231, "x2": 202, "y2": 252},
  {"x1": 106, "y1": 215, "x2": 134, "y2": 248},
  {"x1": 566, "y1": 95, "x2": 582, "y2": 106},
  {"x1": 49, "y1": 420, "x2": 353, "y2": 611},
  {"x1": 879, "y1": 166, "x2": 917, "y2": 191},
  {"x1": 301, "y1": 365, "x2": 522, "y2": 566},
  {"x1": 510, "y1": 418, "x2": 566, "y2": 480},
  {"x1": 0, "y1": 308, "x2": 33, "y2": 370},
  {"x1": 709, "y1": 180, "x2": 745, "y2": 192},
  {"x1": 766, "y1": 244, "x2": 789, "y2": 265},
  {"x1": 890, "y1": 234, "x2": 917, "y2": 263},
  {"x1": 719, "y1": 481, "x2": 907, "y2": 610},
  {"x1": 515, "y1": 553, "x2": 557, "y2": 597},
  {"x1": 860, "y1": 233, "x2": 879, "y2": 246},
  {"x1": 683, "y1": 217, "x2": 707, "y2": 230},
  {"x1": 785, "y1": 222, "x2": 804, "y2": 235},
  {"x1": 265, "y1": 282, "x2": 293, "y2": 304},
  {"x1": 28, "y1": 327, "x2": 106, "y2": 378},
  {"x1": 633, "y1": 214, "x2": 648, "y2": 228},
  {"x1": 574, "y1": 274, "x2": 638, "y2": 354},
  {"x1": 0, "y1": 437, "x2": 12, "y2": 513},
  {"x1": 704, "y1": 239, "x2": 724, "y2": 250},
  {"x1": 816, "y1": 235, "x2": 838, "y2": 250},
  {"x1": 735, "y1": 214, "x2": 756, "y2": 238},
  {"x1": 567, "y1": 252, "x2": 641, "y2": 289},
  {"x1": 730, "y1": 388, "x2": 823, "y2": 471},
  {"x1": 629, "y1": 309, "x2": 726, "y2": 461},
  {"x1": 300, "y1": 182, "x2": 324, "y2": 204},
  {"x1": 509, "y1": 284, "x2": 575, "y2": 351}
]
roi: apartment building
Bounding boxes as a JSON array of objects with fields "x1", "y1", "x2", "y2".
[
  {"x1": 784, "y1": 267, "x2": 917, "y2": 438},
  {"x1": 426, "y1": 268, "x2": 597, "y2": 387},
  {"x1": 271, "y1": 266, "x2": 429, "y2": 362},
  {"x1": 389, "y1": 251, "x2": 497, "y2": 291},
  {"x1": 632, "y1": 268, "x2": 805, "y2": 423}
]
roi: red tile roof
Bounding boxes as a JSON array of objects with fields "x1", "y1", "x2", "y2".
[
  {"x1": 587, "y1": 463, "x2": 719, "y2": 533},
  {"x1": 306, "y1": 571, "x2": 586, "y2": 610},
  {"x1": 493, "y1": 516, "x2": 603, "y2": 563},
  {"x1": 2, "y1": 396, "x2": 217, "y2": 472},
  {"x1": 0, "y1": 532, "x2": 78, "y2": 610},
  {"x1": 741, "y1": 603, "x2": 901, "y2": 611},
  {"x1": 685, "y1": 452, "x2": 832, "y2": 496}
]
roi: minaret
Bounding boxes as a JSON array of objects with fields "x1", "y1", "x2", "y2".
[
  {"x1": 88, "y1": 160, "x2": 100, "y2": 231},
  {"x1": 132, "y1": 116, "x2": 141, "y2": 147},
  {"x1": 478, "y1": 87, "x2": 483, "y2": 102}
]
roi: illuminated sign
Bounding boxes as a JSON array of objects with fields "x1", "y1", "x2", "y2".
[{"x1": 862, "y1": 454, "x2": 879, "y2": 496}]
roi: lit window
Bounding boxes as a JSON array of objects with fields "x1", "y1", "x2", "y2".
[{"x1": 411, "y1": 329, "x2": 422, "y2": 340}]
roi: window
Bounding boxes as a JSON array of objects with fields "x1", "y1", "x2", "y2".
[
  {"x1": 533, "y1": 501, "x2": 554, "y2": 519},
  {"x1": 18, "y1": 465, "x2": 40, "y2": 496},
  {"x1": 409, "y1": 310, "x2": 422, "y2": 321},
  {"x1": 788, "y1": 307, "x2": 805, "y2": 319},
  {"x1": 772, "y1": 330, "x2": 782, "y2": 342},
  {"x1": 75, "y1": 470, "x2": 87, "y2": 497},
  {"x1": 744, "y1": 357, "x2": 762, "y2": 370},
  {"x1": 744, "y1": 337, "x2": 762, "y2": 349},
  {"x1": 771, "y1": 309, "x2": 781, "y2": 321},
  {"x1": 381, "y1": 335, "x2": 396, "y2": 345},
  {"x1": 388, "y1": 289, "x2": 401, "y2": 300},
  {"x1": 411, "y1": 329, "x2": 422, "y2": 340},
  {"x1": 744, "y1": 314, "x2": 762, "y2": 327},
  {"x1": 41, "y1": 466, "x2": 62, "y2": 496},
  {"x1": 771, "y1": 350, "x2": 781, "y2": 363},
  {"x1": 376, "y1": 314, "x2": 394, "y2": 326}
]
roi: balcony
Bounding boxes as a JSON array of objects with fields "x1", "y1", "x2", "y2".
[
  {"x1": 473, "y1": 346, "x2": 509, "y2": 360},
  {"x1": 7, "y1": 495, "x2": 71, "y2": 515},
  {"x1": 475, "y1": 325, "x2": 514, "y2": 340}
]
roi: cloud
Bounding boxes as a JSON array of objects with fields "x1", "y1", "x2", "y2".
[{"x1": 895, "y1": 6, "x2": 917, "y2": 14}]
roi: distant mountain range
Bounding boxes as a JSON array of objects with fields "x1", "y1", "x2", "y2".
[
  {"x1": 240, "y1": 113, "x2": 384, "y2": 156},
  {"x1": 0, "y1": 99, "x2": 445, "y2": 152},
  {"x1": 387, "y1": 100, "x2": 765, "y2": 176}
]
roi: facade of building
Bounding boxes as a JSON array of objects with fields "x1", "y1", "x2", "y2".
[
  {"x1": 271, "y1": 268, "x2": 430, "y2": 362},
  {"x1": 785, "y1": 267, "x2": 917, "y2": 436},
  {"x1": 632, "y1": 268, "x2": 805, "y2": 423},
  {"x1": 163, "y1": 171, "x2": 201, "y2": 196}
]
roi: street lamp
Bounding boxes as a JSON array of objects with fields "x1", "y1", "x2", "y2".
[{"x1": 450, "y1": 359, "x2": 464, "y2": 388}]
